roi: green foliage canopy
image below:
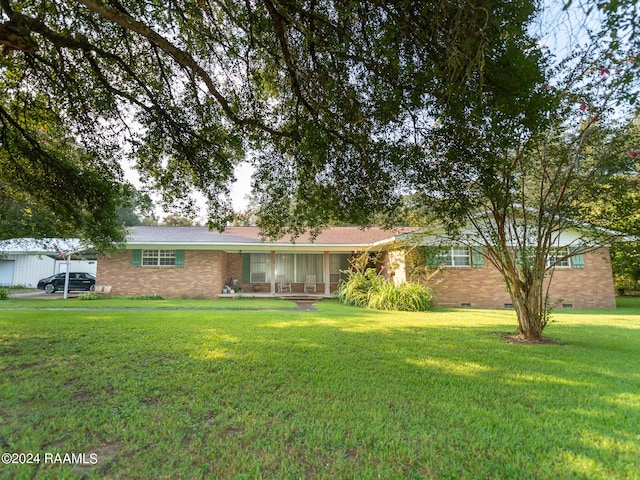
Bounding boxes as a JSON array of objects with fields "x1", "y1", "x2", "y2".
[
  {"x1": 0, "y1": 90, "x2": 126, "y2": 248},
  {"x1": 1, "y1": 0, "x2": 547, "y2": 239}
]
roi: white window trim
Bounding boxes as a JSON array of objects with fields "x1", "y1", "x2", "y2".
[
  {"x1": 141, "y1": 249, "x2": 177, "y2": 267},
  {"x1": 437, "y1": 246, "x2": 471, "y2": 268},
  {"x1": 547, "y1": 247, "x2": 571, "y2": 268}
]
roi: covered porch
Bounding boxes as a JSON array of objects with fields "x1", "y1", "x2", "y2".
[
  {"x1": 218, "y1": 292, "x2": 335, "y2": 300},
  {"x1": 222, "y1": 250, "x2": 353, "y2": 297}
]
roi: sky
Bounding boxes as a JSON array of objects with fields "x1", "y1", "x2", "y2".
[
  {"x1": 229, "y1": 162, "x2": 253, "y2": 212},
  {"x1": 123, "y1": 159, "x2": 253, "y2": 221}
]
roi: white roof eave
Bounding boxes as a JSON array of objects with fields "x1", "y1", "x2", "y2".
[{"x1": 124, "y1": 240, "x2": 397, "y2": 252}]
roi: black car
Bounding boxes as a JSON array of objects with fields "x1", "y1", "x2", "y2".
[{"x1": 37, "y1": 272, "x2": 96, "y2": 294}]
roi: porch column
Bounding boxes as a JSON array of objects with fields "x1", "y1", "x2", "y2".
[
  {"x1": 324, "y1": 251, "x2": 330, "y2": 296},
  {"x1": 270, "y1": 250, "x2": 276, "y2": 294}
]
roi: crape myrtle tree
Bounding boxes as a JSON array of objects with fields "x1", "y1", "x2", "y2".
[
  {"x1": 412, "y1": 114, "x2": 639, "y2": 341},
  {"x1": 400, "y1": 5, "x2": 640, "y2": 341},
  {"x1": 1, "y1": 0, "x2": 544, "y2": 242}
]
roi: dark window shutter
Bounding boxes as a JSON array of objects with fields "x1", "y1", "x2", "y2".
[
  {"x1": 339, "y1": 253, "x2": 350, "y2": 281},
  {"x1": 175, "y1": 250, "x2": 185, "y2": 267},
  {"x1": 242, "y1": 253, "x2": 251, "y2": 283},
  {"x1": 424, "y1": 247, "x2": 443, "y2": 268},
  {"x1": 471, "y1": 247, "x2": 484, "y2": 268},
  {"x1": 571, "y1": 247, "x2": 585, "y2": 269},
  {"x1": 340, "y1": 254, "x2": 350, "y2": 271},
  {"x1": 131, "y1": 249, "x2": 141, "y2": 267}
]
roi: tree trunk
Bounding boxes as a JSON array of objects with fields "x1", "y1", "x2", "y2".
[
  {"x1": 512, "y1": 290, "x2": 544, "y2": 342},
  {"x1": 504, "y1": 266, "x2": 546, "y2": 342}
]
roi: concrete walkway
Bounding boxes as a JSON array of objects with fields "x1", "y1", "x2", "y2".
[
  {"x1": 8, "y1": 289, "x2": 82, "y2": 300},
  {"x1": 1, "y1": 291, "x2": 319, "y2": 311}
]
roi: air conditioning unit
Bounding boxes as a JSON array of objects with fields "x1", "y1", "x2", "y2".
[{"x1": 251, "y1": 272, "x2": 266, "y2": 283}]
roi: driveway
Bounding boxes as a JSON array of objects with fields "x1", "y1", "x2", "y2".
[{"x1": 8, "y1": 289, "x2": 80, "y2": 300}]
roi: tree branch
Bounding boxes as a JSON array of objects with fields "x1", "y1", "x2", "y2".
[{"x1": 75, "y1": 0, "x2": 291, "y2": 137}]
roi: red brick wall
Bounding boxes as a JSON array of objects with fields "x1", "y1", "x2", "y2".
[
  {"x1": 226, "y1": 252, "x2": 244, "y2": 291},
  {"x1": 96, "y1": 250, "x2": 226, "y2": 299},
  {"x1": 425, "y1": 247, "x2": 616, "y2": 309},
  {"x1": 544, "y1": 248, "x2": 616, "y2": 309},
  {"x1": 97, "y1": 247, "x2": 616, "y2": 307}
]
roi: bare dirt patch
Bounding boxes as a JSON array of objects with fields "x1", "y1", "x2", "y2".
[{"x1": 491, "y1": 332, "x2": 565, "y2": 345}]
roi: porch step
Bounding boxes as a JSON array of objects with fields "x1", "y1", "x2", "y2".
[
  {"x1": 218, "y1": 292, "x2": 334, "y2": 301},
  {"x1": 278, "y1": 295, "x2": 328, "y2": 301}
]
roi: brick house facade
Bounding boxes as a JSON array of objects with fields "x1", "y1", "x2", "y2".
[
  {"x1": 96, "y1": 225, "x2": 618, "y2": 309},
  {"x1": 388, "y1": 247, "x2": 615, "y2": 309},
  {"x1": 97, "y1": 249, "x2": 227, "y2": 299},
  {"x1": 96, "y1": 226, "x2": 400, "y2": 299}
]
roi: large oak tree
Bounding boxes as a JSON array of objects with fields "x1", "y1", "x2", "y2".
[{"x1": 1, "y1": 0, "x2": 544, "y2": 239}]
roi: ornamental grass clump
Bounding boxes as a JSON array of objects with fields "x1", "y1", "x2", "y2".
[
  {"x1": 336, "y1": 269, "x2": 386, "y2": 308},
  {"x1": 337, "y1": 268, "x2": 433, "y2": 311}
]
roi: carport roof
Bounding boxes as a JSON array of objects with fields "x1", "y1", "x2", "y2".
[{"x1": 0, "y1": 238, "x2": 90, "y2": 255}]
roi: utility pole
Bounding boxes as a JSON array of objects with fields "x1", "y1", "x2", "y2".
[{"x1": 63, "y1": 254, "x2": 71, "y2": 299}]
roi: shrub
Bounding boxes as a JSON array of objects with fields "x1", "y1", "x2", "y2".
[
  {"x1": 337, "y1": 268, "x2": 433, "y2": 311},
  {"x1": 77, "y1": 292, "x2": 109, "y2": 300},
  {"x1": 393, "y1": 281, "x2": 434, "y2": 311},
  {"x1": 0, "y1": 287, "x2": 8, "y2": 301},
  {"x1": 336, "y1": 269, "x2": 385, "y2": 308},
  {"x1": 126, "y1": 294, "x2": 165, "y2": 300}
]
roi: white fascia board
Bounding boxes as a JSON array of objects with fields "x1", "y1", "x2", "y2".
[
  {"x1": 124, "y1": 242, "x2": 375, "y2": 252},
  {"x1": 398, "y1": 221, "x2": 637, "y2": 246}
]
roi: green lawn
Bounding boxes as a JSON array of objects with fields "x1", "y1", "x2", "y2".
[
  {"x1": 0, "y1": 299, "x2": 639, "y2": 479},
  {"x1": 0, "y1": 295, "x2": 297, "y2": 310}
]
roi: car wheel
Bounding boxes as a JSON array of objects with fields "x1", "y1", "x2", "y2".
[
  {"x1": 89, "y1": 285, "x2": 95, "y2": 292},
  {"x1": 44, "y1": 284, "x2": 56, "y2": 294}
]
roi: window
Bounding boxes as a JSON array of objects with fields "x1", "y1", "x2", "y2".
[
  {"x1": 275, "y1": 253, "x2": 324, "y2": 282},
  {"x1": 295, "y1": 254, "x2": 323, "y2": 282},
  {"x1": 250, "y1": 253, "x2": 271, "y2": 283},
  {"x1": 245, "y1": 253, "x2": 327, "y2": 283},
  {"x1": 436, "y1": 247, "x2": 471, "y2": 267},
  {"x1": 275, "y1": 254, "x2": 295, "y2": 283},
  {"x1": 329, "y1": 254, "x2": 350, "y2": 283},
  {"x1": 547, "y1": 248, "x2": 571, "y2": 268},
  {"x1": 142, "y1": 249, "x2": 176, "y2": 267}
]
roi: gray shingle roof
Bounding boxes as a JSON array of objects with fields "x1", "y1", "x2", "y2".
[{"x1": 127, "y1": 226, "x2": 416, "y2": 247}]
